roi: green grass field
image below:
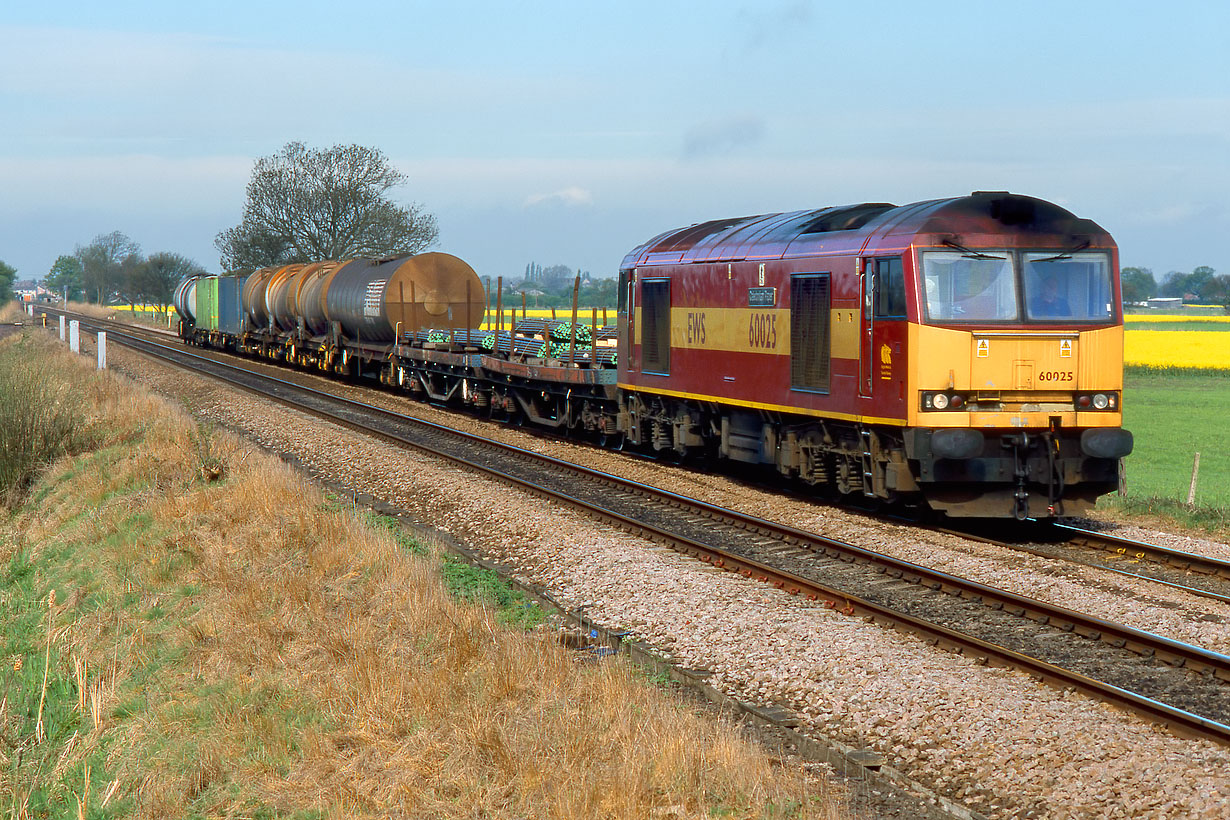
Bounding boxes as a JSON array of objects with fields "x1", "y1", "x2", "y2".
[{"x1": 1118, "y1": 366, "x2": 1230, "y2": 510}]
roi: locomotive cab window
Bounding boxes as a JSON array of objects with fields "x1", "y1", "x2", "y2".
[
  {"x1": 618, "y1": 269, "x2": 630, "y2": 313},
  {"x1": 790, "y1": 274, "x2": 831, "y2": 392},
  {"x1": 873, "y1": 257, "x2": 906, "y2": 319},
  {"x1": 921, "y1": 250, "x2": 1017, "y2": 322},
  {"x1": 641, "y1": 278, "x2": 671, "y2": 374},
  {"x1": 1023, "y1": 252, "x2": 1113, "y2": 322}
]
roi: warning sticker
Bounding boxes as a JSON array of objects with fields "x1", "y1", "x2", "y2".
[
  {"x1": 1059, "y1": 339, "x2": 1073, "y2": 358},
  {"x1": 364, "y1": 279, "x2": 387, "y2": 318},
  {"x1": 976, "y1": 339, "x2": 990, "y2": 358}
]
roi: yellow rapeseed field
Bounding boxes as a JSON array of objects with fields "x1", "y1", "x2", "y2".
[
  {"x1": 1125, "y1": 314, "x2": 1230, "y2": 324},
  {"x1": 480, "y1": 307, "x2": 616, "y2": 330},
  {"x1": 1125, "y1": 330, "x2": 1230, "y2": 369}
]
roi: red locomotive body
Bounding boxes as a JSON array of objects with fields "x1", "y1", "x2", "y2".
[{"x1": 617, "y1": 192, "x2": 1132, "y2": 518}]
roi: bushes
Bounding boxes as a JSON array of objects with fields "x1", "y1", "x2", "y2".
[{"x1": 0, "y1": 340, "x2": 95, "y2": 507}]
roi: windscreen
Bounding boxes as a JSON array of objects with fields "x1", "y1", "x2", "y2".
[
  {"x1": 1023, "y1": 252, "x2": 1113, "y2": 322},
  {"x1": 921, "y1": 251, "x2": 1017, "y2": 322}
]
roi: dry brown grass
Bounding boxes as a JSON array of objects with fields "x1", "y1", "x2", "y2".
[
  {"x1": 3, "y1": 329, "x2": 847, "y2": 819},
  {"x1": 1, "y1": 301, "x2": 26, "y2": 322}
]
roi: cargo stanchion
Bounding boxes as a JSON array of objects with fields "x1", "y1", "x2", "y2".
[
  {"x1": 69, "y1": 320, "x2": 80, "y2": 353},
  {"x1": 97, "y1": 331, "x2": 107, "y2": 370},
  {"x1": 59, "y1": 315, "x2": 66, "y2": 341}
]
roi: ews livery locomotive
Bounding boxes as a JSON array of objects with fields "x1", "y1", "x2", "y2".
[
  {"x1": 617, "y1": 191, "x2": 1132, "y2": 518},
  {"x1": 176, "y1": 192, "x2": 1132, "y2": 519}
]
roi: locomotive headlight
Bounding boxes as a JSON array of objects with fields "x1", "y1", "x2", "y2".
[
  {"x1": 932, "y1": 393, "x2": 950, "y2": 410},
  {"x1": 1092, "y1": 393, "x2": 1109, "y2": 410}
]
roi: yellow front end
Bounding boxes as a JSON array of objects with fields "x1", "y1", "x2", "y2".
[
  {"x1": 904, "y1": 323, "x2": 1130, "y2": 517},
  {"x1": 907, "y1": 324, "x2": 1124, "y2": 429}
]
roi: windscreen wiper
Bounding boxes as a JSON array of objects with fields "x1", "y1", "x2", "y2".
[
  {"x1": 1030, "y1": 240, "x2": 1092, "y2": 263},
  {"x1": 942, "y1": 239, "x2": 1004, "y2": 260}
]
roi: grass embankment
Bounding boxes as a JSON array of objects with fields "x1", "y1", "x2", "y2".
[
  {"x1": 1103, "y1": 365, "x2": 1230, "y2": 536},
  {"x1": 0, "y1": 329, "x2": 842, "y2": 819}
]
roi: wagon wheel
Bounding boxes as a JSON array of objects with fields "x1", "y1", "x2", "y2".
[{"x1": 598, "y1": 430, "x2": 625, "y2": 450}]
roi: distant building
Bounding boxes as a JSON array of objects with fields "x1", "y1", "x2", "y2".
[
  {"x1": 12, "y1": 279, "x2": 53, "y2": 303},
  {"x1": 1146, "y1": 297, "x2": 1184, "y2": 310}
]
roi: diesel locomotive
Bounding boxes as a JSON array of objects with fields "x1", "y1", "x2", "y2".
[
  {"x1": 175, "y1": 191, "x2": 1133, "y2": 519},
  {"x1": 617, "y1": 191, "x2": 1132, "y2": 518}
]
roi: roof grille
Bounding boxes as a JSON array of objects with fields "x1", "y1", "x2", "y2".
[{"x1": 799, "y1": 204, "x2": 895, "y2": 234}]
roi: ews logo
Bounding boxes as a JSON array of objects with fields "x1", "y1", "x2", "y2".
[{"x1": 687, "y1": 312, "x2": 707, "y2": 344}]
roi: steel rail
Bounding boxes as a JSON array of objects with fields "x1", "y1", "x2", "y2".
[
  {"x1": 44, "y1": 310, "x2": 1230, "y2": 746},
  {"x1": 1056, "y1": 523, "x2": 1230, "y2": 580},
  {"x1": 940, "y1": 525, "x2": 1230, "y2": 607}
]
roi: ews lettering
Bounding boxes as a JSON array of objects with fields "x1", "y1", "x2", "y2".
[{"x1": 687, "y1": 312, "x2": 707, "y2": 344}]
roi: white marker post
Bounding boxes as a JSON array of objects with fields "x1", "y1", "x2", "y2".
[
  {"x1": 69, "y1": 320, "x2": 80, "y2": 353},
  {"x1": 59, "y1": 315, "x2": 66, "y2": 340},
  {"x1": 97, "y1": 332, "x2": 107, "y2": 369}
]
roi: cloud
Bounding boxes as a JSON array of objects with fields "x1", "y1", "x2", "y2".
[
  {"x1": 523, "y1": 186, "x2": 593, "y2": 208},
  {"x1": 736, "y1": 1, "x2": 814, "y2": 51},
  {"x1": 681, "y1": 115, "x2": 766, "y2": 159}
]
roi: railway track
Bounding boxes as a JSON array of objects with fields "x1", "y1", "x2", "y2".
[
  {"x1": 948, "y1": 520, "x2": 1230, "y2": 606},
  {"x1": 38, "y1": 308, "x2": 1230, "y2": 747}
]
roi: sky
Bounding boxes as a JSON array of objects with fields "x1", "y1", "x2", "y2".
[{"x1": 2, "y1": 0, "x2": 1228, "y2": 284}]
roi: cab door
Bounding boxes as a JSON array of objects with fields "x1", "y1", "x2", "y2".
[
  {"x1": 618, "y1": 268, "x2": 634, "y2": 375},
  {"x1": 858, "y1": 258, "x2": 874, "y2": 398}
]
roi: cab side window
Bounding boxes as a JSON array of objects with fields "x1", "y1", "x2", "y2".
[{"x1": 873, "y1": 257, "x2": 906, "y2": 319}]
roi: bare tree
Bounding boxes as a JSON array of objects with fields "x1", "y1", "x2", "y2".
[
  {"x1": 76, "y1": 231, "x2": 141, "y2": 304},
  {"x1": 141, "y1": 252, "x2": 206, "y2": 317},
  {"x1": 215, "y1": 142, "x2": 438, "y2": 271}
]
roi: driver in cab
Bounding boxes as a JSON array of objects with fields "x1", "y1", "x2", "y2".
[{"x1": 1032, "y1": 277, "x2": 1070, "y2": 318}]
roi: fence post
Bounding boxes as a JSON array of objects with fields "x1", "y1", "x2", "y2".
[
  {"x1": 1187, "y1": 452, "x2": 1201, "y2": 508},
  {"x1": 59, "y1": 315, "x2": 66, "y2": 341},
  {"x1": 97, "y1": 332, "x2": 107, "y2": 369},
  {"x1": 69, "y1": 320, "x2": 79, "y2": 353},
  {"x1": 1117, "y1": 459, "x2": 1126, "y2": 497}
]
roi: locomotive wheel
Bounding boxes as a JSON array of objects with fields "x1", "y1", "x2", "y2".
[{"x1": 659, "y1": 445, "x2": 686, "y2": 464}]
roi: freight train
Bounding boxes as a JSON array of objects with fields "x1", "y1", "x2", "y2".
[{"x1": 175, "y1": 192, "x2": 1133, "y2": 519}]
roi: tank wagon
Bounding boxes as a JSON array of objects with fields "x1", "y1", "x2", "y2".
[{"x1": 177, "y1": 193, "x2": 1132, "y2": 519}]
